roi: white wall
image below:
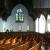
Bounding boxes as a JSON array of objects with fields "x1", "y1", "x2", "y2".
[
  {"x1": 1, "y1": 4, "x2": 35, "y2": 32},
  {"x1": 0, "y1": 18, "x2": 3, "y2": 32}
]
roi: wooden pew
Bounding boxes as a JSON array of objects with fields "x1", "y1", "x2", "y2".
[
  {"x1": 0, "y1": 37, "x2": 14, "y2": 50},
  {"x1": 0, "y1": 37, "x2": 24, "y2": 50},
  {"x1": 4, "y1": 38, "x2": 12, "y2": 44},
  {"x1": 0, "y1": 42, "x2": 20, "y2": 50},
  {"x1": 11, "y1": 41, "x2": 30, "y2": 50},
  {"x1": 0, "y1": 38, "x2": 11, "y2": 50},
  {"x1": 0, "y1": 38, "x2": 6, "y2": 45},
  {"x1": 0, "y1": 38, "x2": 12, "y2": 46},
  {"x1": 29, "y1": 42, "x2": 41, "y2": 50},
  {"x1": 11, "y1": 37, "x2": 17, "y2": 45}
]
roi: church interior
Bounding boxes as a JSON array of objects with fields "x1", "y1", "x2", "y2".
[{"x1": 0, "y1": 0, "x2": 50, "y2": 50}]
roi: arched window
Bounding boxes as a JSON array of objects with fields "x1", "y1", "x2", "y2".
[
  {"x1": 35, "y1": 14, "x2": 46, "y2": 33},
  {"x1": 39, "y1": 14, "x2": 46, "y2": 33},
  {"x1": 47, "y1": 15, "x2": 50, "y2": 32},
  {"x1": 35, "y1": 18, "x2": 39, "y2": 32},
  {"x1": 16, "y1": 8, "x2": 24, "y2": 22}
]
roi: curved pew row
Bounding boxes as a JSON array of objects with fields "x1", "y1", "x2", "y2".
[
  {"x1": 0, "y1": 40, "x2": 21, "y2": 50},
  {"x1": 9, "y1": 41, "x2": 41, "y2": 50},
  {"x1": 29, "y1": 41, "x2": 42, "y2": 50},
  {"x1": 0, "y1": 32, "x2": 42, "y2": 50},
  {"x1": 11, "y1": 41, "x2": 30, "y2": 50},
  {"x1": 0, "y1": 35, "x2": 29, "y2": 50}
]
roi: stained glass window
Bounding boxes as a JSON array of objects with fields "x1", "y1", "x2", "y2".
[{"x1": 16, "y1": 9, "x2": 24, "y2": 22}]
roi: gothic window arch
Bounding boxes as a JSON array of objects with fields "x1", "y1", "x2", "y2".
[
  {"x1": 35, "y1": 14, "x2": 46, "y2": 33},
  {"x1": 39, "y1": 14, "x2": 46, "y2": 33},
  {"x1": 47, "y1": 14, "x2": 50, "y2": 32},
  {"x1": 35, "y1": 18, "x2": 39, "y2": 32}
]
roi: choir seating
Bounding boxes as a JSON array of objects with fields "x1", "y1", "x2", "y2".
[
  {"x1": 0, "y1": 36, "x2": 26, "y2": 50},
  {"x1": 4, "y1": 38, "x2": 12, "y2": 44},
  {"x1": 0, "y1": 32, "x2": 49, "y2": 50},
  {"x1": 12, "y1": 41, "x2": 30, "y2": 50},
  {"x1": 0, "y1": 38, "x2": 6, "y2": 45},
  {"x1": 11, "y1": 37, "x2": 17, "y2": 45},
  {"x1": 0, "y1": 37, "x2": 14, "y2": 49},
  {"x1": 29, "y1": 41, "x2": 41, "y2": 50}
]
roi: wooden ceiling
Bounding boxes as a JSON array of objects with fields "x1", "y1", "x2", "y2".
[{"x1": 0, "y1": 0, "x2": 50, "y2": 21}]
